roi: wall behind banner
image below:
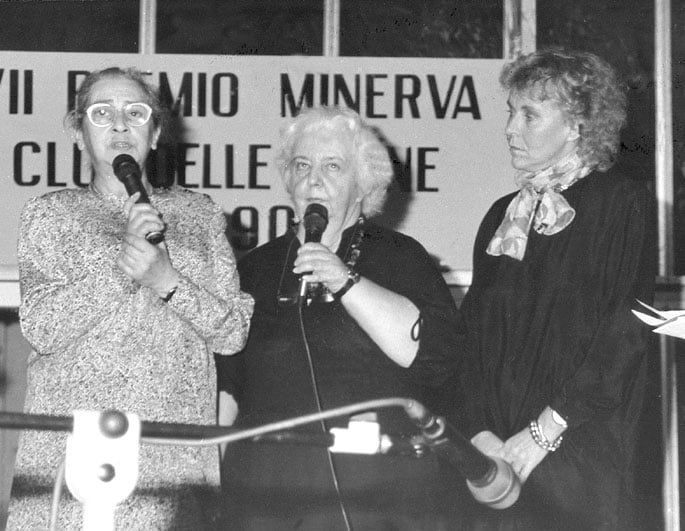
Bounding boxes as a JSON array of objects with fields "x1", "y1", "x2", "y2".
[{"x1": 0, "y1": 52, "x2": 513, "y2": 278}]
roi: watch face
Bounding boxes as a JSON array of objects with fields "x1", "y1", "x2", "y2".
[
  {"x1": 551, "y1": 410, "x2": 568, "y2": 427},
  {"x1": 162, "y1": 286, "x2": 177, "y2": 302}
]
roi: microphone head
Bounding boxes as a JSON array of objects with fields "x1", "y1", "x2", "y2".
[
  {"x1": 112, "y1": 154, "x2": 140, "y2": 183},
  {"x1": 303, "y1": 203, "x2": 328, "y2": 243},
  {"x1": 112, "y1": 154, "x2": 149, "y2": 203},
  {"x1": 466, "y1": 456, "x2": 521, "y2": 509}
]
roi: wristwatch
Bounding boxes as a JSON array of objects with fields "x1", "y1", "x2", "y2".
[
  {"x1": 551, "y1": 409, "x2": 568, "y2": 428},
  {"x1": 333, "y1": 268, "x2": 360, "y2": 300},
  {"x1": 161, "y1": 285, "x2": 178, "y2": 303}
]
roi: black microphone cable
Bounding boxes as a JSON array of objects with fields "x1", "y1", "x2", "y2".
[
  {"x1": 294, "y1": 203, "x2": 352, "y2": 530},
  {"x1": 297, "y1": 301, "x2": 354, "y2": 531}
]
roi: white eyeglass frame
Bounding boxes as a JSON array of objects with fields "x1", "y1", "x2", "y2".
[{"x1": 85, "y1": 102, "x2": 153, "y2": 128}]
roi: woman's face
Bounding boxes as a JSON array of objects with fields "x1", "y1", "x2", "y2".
[
  {"x1": 76, "y1": 76, "x2": 160, "y2": 177},
  {"x1": 288, "y1": 125, "x2": 364, "y2": 239},
  {"x1": 505, "y1": 89, "x2": 580, "y2": 173}
]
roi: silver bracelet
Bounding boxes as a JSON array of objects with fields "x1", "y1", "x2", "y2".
[{"x1": 529, "y1": 419, "x2": 563, "y2": 452}]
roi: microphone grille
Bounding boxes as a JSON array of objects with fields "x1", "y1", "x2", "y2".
[
  {"x1": 303, "y1": 203, "x2": 328, "y2": 242},
  {"x1": 304, "y1": 203, "x2": 328, "y2": 223},
  {"x1": 112, "y1": 154, "x2": 139, "y2": 181}
]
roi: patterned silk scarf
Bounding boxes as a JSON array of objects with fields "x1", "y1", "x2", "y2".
[{"x1": 486, "y1": 152, "x2": 592, "y2": 260}]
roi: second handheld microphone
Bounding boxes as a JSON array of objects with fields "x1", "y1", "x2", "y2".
[{"x1": 298, "y1": 203, "x2": 329, "y2": 302}]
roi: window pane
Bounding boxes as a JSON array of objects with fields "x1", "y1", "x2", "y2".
[
  {"x1": 157, "y1": 0, "x2": 323, "y2": 55},
  {"x1": 0, "y1": 0, "x2": 139, "y2": 53},
  {"x1": 340, "y1": 0, "x2": 502, "y2": 58}
]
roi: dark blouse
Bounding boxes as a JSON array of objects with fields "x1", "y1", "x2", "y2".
[
  {"x1": 460, "y1": 167, "x2": 656, "y2": 530},
  {"x1": 217, "y1": 221, "x2": 466, "y2": 530}
]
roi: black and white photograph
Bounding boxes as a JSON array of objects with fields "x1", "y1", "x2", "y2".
[{"x1": 0, "y1": 1, "x2": 680, "y2": 530}]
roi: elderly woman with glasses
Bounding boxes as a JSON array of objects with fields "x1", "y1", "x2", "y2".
[{"x1": 7, "y1": 67, "x2": 253, "y2": 530}]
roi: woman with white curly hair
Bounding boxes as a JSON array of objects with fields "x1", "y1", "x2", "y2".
[{"x1": 216, "y1": 105, "x2": 464, "y2": 530}]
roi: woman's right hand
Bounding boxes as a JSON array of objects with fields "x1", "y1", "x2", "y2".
[
  {"x1": 122, "y1": 192, "x2": 166, "y2": 241},
  {"x1": 471, "y1": 430, "x2": 505, "y2": 459},
  {"x1": 117, "y1": 194, "x2": 179, "y2": 296},
  {"x1": 293, "y1": 242, "x2": 350, "y2": 294}
]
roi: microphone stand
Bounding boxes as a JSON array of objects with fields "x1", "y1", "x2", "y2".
[{"x1": 0, "y1": 397, "x2": 520, "y2": 530}]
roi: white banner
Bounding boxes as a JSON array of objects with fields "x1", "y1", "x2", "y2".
[{"x1": 0, "y1": 52, "x2": 514, "y2": 278}]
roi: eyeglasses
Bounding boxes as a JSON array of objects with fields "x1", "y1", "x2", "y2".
[{"x1": 85, "y1": 102, "x2": 153, "y2": 128}]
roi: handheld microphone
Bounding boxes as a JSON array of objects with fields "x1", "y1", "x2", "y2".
[
  {"x1": 403, "y1": 403, "x2": 521, "y2": 510},
  {"x1": 112, "y1": 154, "x2": 164, "y2": 244},
  {"x1": 298, "y1": 203, "x2": 329, "y2": 301}
]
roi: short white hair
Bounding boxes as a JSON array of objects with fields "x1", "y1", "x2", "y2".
[{"x1": 275, "y1": 106, "x2": 394, "y2": 217}]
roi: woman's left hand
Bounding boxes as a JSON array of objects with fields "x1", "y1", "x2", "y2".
[
  {"x1": 293, "y1": 242, "x2": 349, "y2": 294},
  {"x1": 500, "y1": 427, "x2": 548, "y2": 482}
]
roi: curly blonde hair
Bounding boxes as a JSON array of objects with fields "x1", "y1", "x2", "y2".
[
  {"x1": 500, "y1": 48, "x2": 627, "y2": 171},
  {"x1": 275, "y1": 106, "x2": 394, "y2": 217}
]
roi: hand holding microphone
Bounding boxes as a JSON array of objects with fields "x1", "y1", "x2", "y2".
[
  {"x1": 403, "y1": 403, "x2": 521, "y2": 510},
  {"x1": 113, "y1": 154, "x2": 178, "y2": 295},
  {"x1": 296, "y1": 203, "x2": 329, "y2": 302},
  {"x1": 113, "y1": 154, "x2": 165, "y2": 244}
]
